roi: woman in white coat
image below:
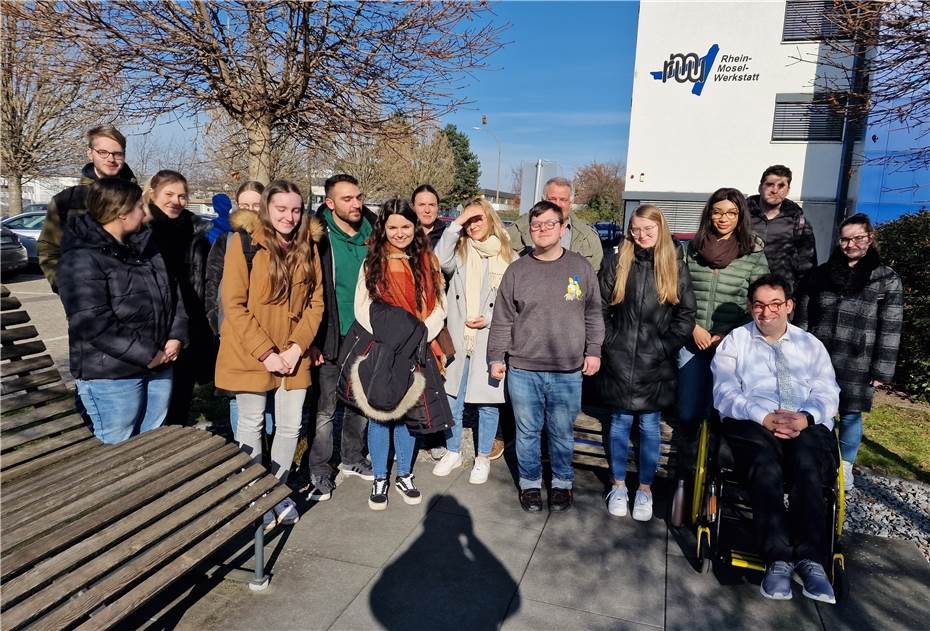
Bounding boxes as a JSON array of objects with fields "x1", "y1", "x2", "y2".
[{"x1": 432, "y1": 197, "x2": 514, "y2": 484}]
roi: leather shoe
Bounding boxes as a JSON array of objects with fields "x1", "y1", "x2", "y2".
[
  {"x1": 549, "y1": 487, "x2": 573, "y2": 512},
  {"x1": 519, "y1": 488, "x2": 543, "y2": 512}
]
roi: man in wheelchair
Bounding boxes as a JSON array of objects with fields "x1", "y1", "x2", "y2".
[{"x1": 711, "y1": 274, "x2": 840, "y2": 603}]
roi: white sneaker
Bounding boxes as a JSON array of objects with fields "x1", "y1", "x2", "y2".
[
  {"x1": 606, "y1": 486, "x2": 628, "y2": 517},
  {"x1": 274, "y1": 497, "x2": 299, "y2": 526},
  {"x1": 432, "y1": 450, "x2": 463, "y2": 477},
  {"x1": 842, "y1": 460, "x2": 854, "y2": 493},
  {"x1": 469, "y1": 456, "x2": 491, "y2": 484},
  {"x1": 632, "y1": 490, "x2": 653, "y2": 522}
]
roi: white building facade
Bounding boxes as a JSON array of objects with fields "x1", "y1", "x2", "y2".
[{"x1": 624, "y1": 0, "x2": 862, "y2": 263}]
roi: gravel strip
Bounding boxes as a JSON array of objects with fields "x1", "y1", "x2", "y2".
[{"x1": 843, "y1": 467, "x2": 930, "y2": 563}]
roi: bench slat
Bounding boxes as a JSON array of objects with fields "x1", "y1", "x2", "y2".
[
  {"x1": 0, "y1": 397, "x2": 75, "y2": 434},
  {"x1": 0, "y1": 427, "x2": 93, "y2": 473},
  {"x1": 0, "y1": 340, "x2": 45, "y2": 361},
  {"x1": 0, "y1": 354, "x2": 55, "y2": 379},
  {"x1": 30, "y1": 476, "x2": 285, "y2": 631},
  {"x1": 0, "y1": 451, "x2": 252, "y2": 610},
  {"x1": 1, "y1": 458, "x2": 262, "y2": 626},
  {"x1": 0, "y1": 412, "x2": 86, "y2": 452},
  {"x1": 0, "y1": 439, "x2": 98, "y2": 486},
  {"x1": 0, "y1": 310, "x2": 30, "y2": 327},
  {"x1": 1, "y1": 426, "x2": 185, "y2": 509},
  {"x1": 2, "y1": 430, "x2": 198, "y2": 548},
  {"x1": 1, "y1": 369, "x2": 65, "y2": 397},
  {"x1": 1, "y1": 285, "x2": 10, "y2": 297},
  {"x1": 0, "y1": 325, "x2": 39, "y2": 344},
  {"x1": 0, "y1": 384, "x2": 69, "y2": 414},
  {"x1": 1, "y1": 296, "x2": 22, "y2": 311}
]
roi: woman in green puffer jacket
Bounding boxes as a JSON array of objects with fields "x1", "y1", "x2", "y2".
[{"x1": 677, "y1": 188, "x2": 768, "y2": 431}]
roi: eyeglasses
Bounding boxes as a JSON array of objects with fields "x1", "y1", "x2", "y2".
[
  {"x1": 91, "y1": 148, "x2": 126, "y2": 161},
  {"x1": 629, "y1": 226, "x2": 657, "y2": 237},
  {"x1": 712, "y1": 210, "x2": 739, "y2": 219},
  {"x1": 751, "y1": 300, "x2": 788, "y2": 314},
  {"x1": 238, "y1": 203, "x2": 261, "y2": 211},
  {"x1": 838, "y1": 234, "x2": 870, "y2": 246},
  {"x1": 529, "y1": 219, "x2": 561, "y2": 232}
]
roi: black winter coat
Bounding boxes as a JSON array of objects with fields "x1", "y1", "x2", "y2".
[
  {"x1": 598, "y1": 244, "x2": 696, "y2": 411},
  {"x1": 58, "y1": 214, "x2": 188, "y2": 380},
  {"x1": 311, "y1": 203, "x2": 379, "y2": 361},
  {"x1": 336, "y1": 302, "x2": 452, "y2": 435},
  {"x1": 747, "y1": 196, "x2": 817, "y2": 292},
  {"x1": 147, "y1": 204, "x2": 216, "y2": 382}
]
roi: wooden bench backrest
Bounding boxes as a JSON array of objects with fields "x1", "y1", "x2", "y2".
[{"x1": 0, "y1": 285, "x2": 97, "y2": 483}]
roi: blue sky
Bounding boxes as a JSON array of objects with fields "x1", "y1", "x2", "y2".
[{"x1": 443, "y1": 1, "x2": 640, "y2": 191}]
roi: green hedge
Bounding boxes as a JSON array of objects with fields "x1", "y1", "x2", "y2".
[{"x1": 875, "y1": 210, "x2": 930, "y2": 402}]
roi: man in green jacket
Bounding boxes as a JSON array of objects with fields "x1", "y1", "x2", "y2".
[
  {"x1": 507, "y1": 177, "x2": 603, "y2": 271},
  {"x1": 38, "y1": 124, "x2": 136, "y2": 292}
]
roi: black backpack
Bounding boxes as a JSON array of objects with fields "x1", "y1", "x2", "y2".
[{"x1": 209, "y1": 230, "x2": 257, "y2": 335}]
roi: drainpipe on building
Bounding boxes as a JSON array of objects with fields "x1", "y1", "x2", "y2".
[{"x1": 834, "y1": 26, "x2": 871, "y2": 234}]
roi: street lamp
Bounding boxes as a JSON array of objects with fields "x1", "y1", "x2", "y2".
[{"x1": 472, "y1": 118, "x2": 501, "y2": 206}]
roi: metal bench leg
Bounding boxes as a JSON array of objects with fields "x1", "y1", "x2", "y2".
[{"x1": 249, "y1": 522, "x2": 270, "y2": 591}]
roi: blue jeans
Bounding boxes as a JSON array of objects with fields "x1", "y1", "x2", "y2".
[
  {"x1": 229, "y1": 395, "x2": 274, "y2": 441},
  {"x1": 609, "y1": 410, "x2": 661, "y2": 486},
  {"x1": 839, "y1": 411, "x2": 863, "y2": 463},
  {"x1": 368, "y1": 420, "x2": 416, "y2": 479},
  {"x1": 507, "y1": 367, "x2": 582, "y2": 490},
  {"x1": 76, "y1": 367, "x2": 173, "y2": 444},
  {"x1": 446, "y1": 357, "x2": 501, "y2": 456},
  {"x1": 677, "y1": 341, "x2": 713, "y2": 429}
]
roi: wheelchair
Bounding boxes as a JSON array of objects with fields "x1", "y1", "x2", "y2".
[{"x1": 689, "y1": 416, "x2": 848, "y2": 599}]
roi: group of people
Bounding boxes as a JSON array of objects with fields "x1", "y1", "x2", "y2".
[{"x1": 38, "y1": 126, "x2": 903, "y2": 606}]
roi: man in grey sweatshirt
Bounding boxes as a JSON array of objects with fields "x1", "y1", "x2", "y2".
[{"x1": 488, "y1": 201, "x2": 604, "y2": 513}]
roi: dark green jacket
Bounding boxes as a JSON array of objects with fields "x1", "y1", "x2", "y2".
[{"x1": 685, "y1": 236, "x2": 769, "y2": 336}]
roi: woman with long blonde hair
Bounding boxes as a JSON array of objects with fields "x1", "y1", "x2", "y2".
[
  {"x1": 215, "y1": 180, "x2": 325, "y2": 529},
  {"x1": 599, "y1": 204, "x2": 695, "y2": 521},
  {"x1": 432, "y1": 197, "x2": 513, "y2": 484}
]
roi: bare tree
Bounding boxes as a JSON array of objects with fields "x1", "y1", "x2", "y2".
[
  {"x1": 805, "y1": 1, "x2": 930, "y2": 171},
  {"x1": 57, "y1": 1, "x2": 507, "y2": 185},
  {"x1": 573, "y1": 161, "x2": 625, "y2": 208},
  {"x1": 334, "y1": 115, "x2": 455, "y2": 201},
  {"x1": 0, "y1": 1, "x2": 107, "y2": 215}
]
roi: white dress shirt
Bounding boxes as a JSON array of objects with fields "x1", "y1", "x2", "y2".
[{"x1": 711, "y1": 321, "x2": 840, "y2": 430}]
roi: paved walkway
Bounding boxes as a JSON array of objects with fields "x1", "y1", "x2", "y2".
[{"x1": 132, "y1": 453, "x2": 929, "y2": 631}]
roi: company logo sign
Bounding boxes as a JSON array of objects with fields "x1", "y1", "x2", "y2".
[{"x1": 650, "y1": 43, "x2": 759, "y2": 95}]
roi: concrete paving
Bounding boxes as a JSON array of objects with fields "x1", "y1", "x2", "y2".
[
  {"x1": 4, "y1": 273, "x2": 929, "y2": 631},
  {"x1": 126, "y1": 456, "x2": 930, "y2": 631}
]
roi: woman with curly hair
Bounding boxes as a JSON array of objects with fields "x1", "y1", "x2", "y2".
[{"x1": 353, "y1": 199, "x2": 447, "y2": 510}]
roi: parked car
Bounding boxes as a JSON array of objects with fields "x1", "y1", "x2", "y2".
[
  {"x1": 22, "y1": 203, "x2": 49, "y2": 215},
  {"x1": 2, "y1": 211, "x2": 46, "y2": 265},
  {"x1": 594, "y1": 221, "x2": 623, "y2": 247},
  {"x1": 1, "y1": 227, "x2": 29, "y2": 276}
]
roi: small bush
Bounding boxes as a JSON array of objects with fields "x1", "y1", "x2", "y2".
[{"x1": 875, "y1": 209, "x2": 930, "y2": 402}]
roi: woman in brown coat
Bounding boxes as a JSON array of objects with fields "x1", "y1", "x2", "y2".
[{"x1": 216, "y1": 180, "x2": 324, "y2": 529}]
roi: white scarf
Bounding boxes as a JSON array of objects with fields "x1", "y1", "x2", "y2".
[{"x1": 463, "y1": 235, "x2": 508, "y2": 354}]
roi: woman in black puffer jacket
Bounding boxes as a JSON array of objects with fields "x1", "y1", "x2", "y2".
[
  {"x1": 59, "y1": 178, "x2": 187, "y2": 444},
  {"x1": 598, "y1": 204, "x2": 695, "y2": 522}
]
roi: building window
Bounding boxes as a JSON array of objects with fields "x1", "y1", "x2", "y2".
[
  {"x1": 782, "y1": 0, "x2": 848, "y2": 42},
  {"x1": 772, "y1": 93, "x2": 845, "y2": 142}
]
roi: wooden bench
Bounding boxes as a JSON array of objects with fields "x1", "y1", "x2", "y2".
[
  {"x1": 572, "y1": 406, "x2": 679, "y2": 478},
  {"x1": 0, "y1": 285, "x2": 291, "y2": 630}
]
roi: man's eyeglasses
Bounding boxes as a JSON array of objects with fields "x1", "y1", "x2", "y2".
[
  {"x1": 751, "y1": 300, "x2": 788, "y2": 314},
  {"x1": 529, "y1": 219, "x2": 561, "y2": 232},
  {"x1": 91, "y1": 148, "x2": 126, "y2": 161},
  {"x1": 711, "y1": 210, "x2": 739, "y2": 220},
  {"x1": 630, "y1": 226, "x2": 657, "y2": 237},
  {"x1": 838, "y1": 234, "x2": 870, "y2": 247},
  {"x1": 238, "y1": 203, "x2": 261, "y2": 211}
]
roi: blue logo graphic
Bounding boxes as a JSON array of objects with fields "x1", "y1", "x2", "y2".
[{"x1": 650, "y1": 44, "x2": 720, "y2": 96}]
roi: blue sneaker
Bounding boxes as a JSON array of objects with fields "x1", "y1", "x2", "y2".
[
  {"x1": 760, "y1": 561, "x2": 794, "y2": 600},
  {"x1": 793, "y1": 559, "x2": 836, "y2": 604}
]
